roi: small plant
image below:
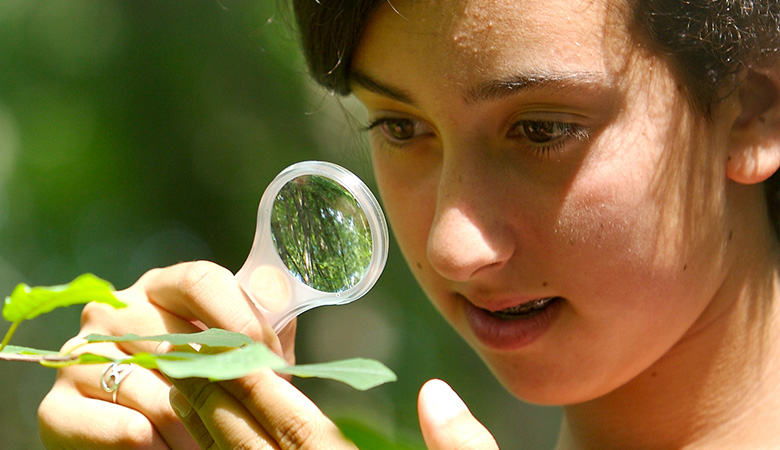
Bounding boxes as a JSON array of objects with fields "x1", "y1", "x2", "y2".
[{"x1": 0, "y1": 273, "x2": 396, "y2": 390}]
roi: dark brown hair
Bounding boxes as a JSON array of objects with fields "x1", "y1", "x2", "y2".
[
  {"x1": 633, "y1": 0, "x2": 780, "y2": 116},
  {"x1": 292, "y1": 0, "x2": 381, "y2": 96}
]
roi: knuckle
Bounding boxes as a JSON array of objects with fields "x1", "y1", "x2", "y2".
[
  {"x1": 175, "y1": 261, "x2": 241, "y2": 309},
  {"x1": 175, "y1": 261, "x2": 265, "y2": 339},
  {"x1": 110, "y1": 413, "x2": 158, "y2": 448},
  {"x1": 177, "y1": 260, "x2": 233, "y2": 295},
  {"x1": 224, "y1": 435, "x2": 272, "y2": 450},
  {"x1": 185, "y1": 380, "x2": 221, "y2": 413},
  {"x1": 242, "y1": 374, "x2": 322, "y2": 450},
  {"x1": 276, "y1": 413, "x2": 322, "y2": 450},
  {"x1": 37, "y1": 392, "x2": 60, "y2": 439},
  {"x1": 79, "y1": 300, "x2": 113, "y2": 327}
]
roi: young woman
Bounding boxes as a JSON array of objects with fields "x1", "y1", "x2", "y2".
[{"x1": 38, "y1": 0, "x2": 780, "y2": 448}]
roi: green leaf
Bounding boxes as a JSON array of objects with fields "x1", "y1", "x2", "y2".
[
  {"x1": 0, "y1": 273, "x2": 396, "y2": 391},
  {"x1": 279, "y1": 358, "x2": 397, "y2": 391},
  {"x1": 1, "y1": 345, "x2": 61, "y2": 356},
  {"x1": 154, "y1": 343, "x2": 288, "y2": 380},
  {"x1": 94, "y1": 341, "x2": 397, "y2": 390},
  {"x1": 2, "y1": 273, "x2": 124, "y2": 323},
  {"x1": 85, "y1": 328, "x2": 254, "y2": 349}
]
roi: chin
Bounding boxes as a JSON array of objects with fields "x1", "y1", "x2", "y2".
[{"x1": 480, "y1": 356, "x2": 620, "y2": 406}]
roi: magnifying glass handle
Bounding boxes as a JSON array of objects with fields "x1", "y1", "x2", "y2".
[{"x1": 236, "y1": 264, "x2": 295, "y2": 333}]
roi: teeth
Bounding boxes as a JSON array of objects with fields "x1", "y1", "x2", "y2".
[{"x1": 492, "y1": 297, "x2": 557, "y2": 317}]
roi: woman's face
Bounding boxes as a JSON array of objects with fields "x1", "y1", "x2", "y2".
[{"x1": 351, "y1": 0, "x2": 740, "y2": 404}]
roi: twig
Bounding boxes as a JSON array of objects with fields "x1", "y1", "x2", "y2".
[{"x1": 0, "y1": 353, "x2": 77, "y2": 363}]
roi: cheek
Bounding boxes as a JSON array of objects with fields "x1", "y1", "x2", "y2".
[
  {"x1": 544, "y1": 128, "x2": 685, "y2": 305},
  {"x1": 549, "y1": 119, "x2": 730, "y2": 325},
  {"x1": 550, "y1": 130, "x2": 659, "y2": 267},
  {"x1": 372, "y1": 158, "x2": 435, "y2": 271},
  {"x1": 550, "y1": 183, "x2": 656, "y2": 294}
]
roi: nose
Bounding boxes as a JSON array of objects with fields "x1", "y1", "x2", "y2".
[{"x1": 426, "y1": 155, "x2": 515, "y2": 282}]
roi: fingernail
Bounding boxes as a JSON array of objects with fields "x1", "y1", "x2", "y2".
[
  {"x1": 421, "y1": 379, "x2": 467, "y2": 425},
  {"x1": 169, "y1": 386, "x2": 192, "y2": 418}
]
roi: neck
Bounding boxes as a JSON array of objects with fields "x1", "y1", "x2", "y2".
[{"x1": 558, "y1": 232, "x2": 780, "y2": 449}]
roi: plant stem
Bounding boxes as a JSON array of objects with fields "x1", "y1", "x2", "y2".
[
  {"x1": 0, "y1": 352, "x2": 75, "y2": 363},
  {"x1": 0, "y1": 321, "x2": 21, "y2": 353}
]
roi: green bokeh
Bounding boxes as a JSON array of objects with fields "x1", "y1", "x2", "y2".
[{"x1": 0, "y1": 1, "x2": 561, "y2": 449}]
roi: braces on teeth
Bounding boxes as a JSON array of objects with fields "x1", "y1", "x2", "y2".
[{"x1": 500, "y1": 297, "x2": 555, "y2": 314}]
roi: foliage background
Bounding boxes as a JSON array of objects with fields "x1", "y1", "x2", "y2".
[{"x1": 0, "y1": 1, "x2": 561, "y2": 448}]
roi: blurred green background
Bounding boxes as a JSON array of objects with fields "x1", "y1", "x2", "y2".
[{"x1": 0, "y1": 1, "x2": 561, "y2": 448}]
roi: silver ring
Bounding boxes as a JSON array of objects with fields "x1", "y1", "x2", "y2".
[{"x1": 101, "y1": 362, "x2": 135, "y2": 404}]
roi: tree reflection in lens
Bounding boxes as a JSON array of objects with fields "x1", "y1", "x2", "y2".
[{"x1": 270, "y1": 175, "x2": 373, "y2": 293}]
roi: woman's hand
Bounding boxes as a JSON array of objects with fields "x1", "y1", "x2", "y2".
[
  {"x1": 165, "y1": 375, "x2": 497, "y2": 450},
  {"x1": 36, "y1": 260, "x2": 496, "y2": 450},
  {"x1": 167, "y1": 369, "x2": 357, "y2": 449},
  {"x1": 418, "y1": 379, "x2": 500, "y2": 450},
  {"x1": 38, "y1": 261, "x2": 296, "y2": 450}
]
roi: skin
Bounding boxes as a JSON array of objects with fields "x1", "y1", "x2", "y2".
[
  {"x1": 38, "y1": 0, "x2": 780, "y2": 448},
  {"x1": 352, "y1": 0, "x2": 780, "y2": 447},
  {"x1": 354, "y1": 0, "x2": 730, "y2": 403}
]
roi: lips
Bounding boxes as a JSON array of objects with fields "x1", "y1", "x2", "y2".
[{"x1": 462, "y1": 295, "x2": 563, "y2": 350}]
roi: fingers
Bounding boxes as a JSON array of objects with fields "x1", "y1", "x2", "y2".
[
  {"x1": 39, "y1": 373, "x2": 195, "y2": 450},
  {"x1": 38, "y1": 260, "x2": 298, "y2": 450},
  {"x1": 45, "y1": 344, "x2": 197, "y2": 450},
  {"x1": 418, "y1": 379, "x2": 499, "y2": 450},
  {"x1": 137, "y1": 261, "x2": 283, "y2": 354},
  {"x1": 168, "y1": 377, "x2": 278, "y2": 450},
  {"x1": 67, "y1": 358, "x2": 171, "y2": 416},
  {"x1": 39, "y1": 387, "x2": 168, "y2": 450},
  {"x1": 169, "y1": 370, "x2": 357, "y2": 450},
  {"x1": 219, "y1": 369, "x2": 356, "y2": 449},
  {"x1": 77, "y1": 298, "x2": 203, "y2": 355}
]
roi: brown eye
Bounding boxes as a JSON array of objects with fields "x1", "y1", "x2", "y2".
[
  {"x1": 518, "y1": 121, "x2": 563, "y2": 143},
  {"x1": 381, "y1": 119, "x2": 417, "y2": 141},
  {"x1": 507, "y1": 119, "x2": 589, "y2": 157},
  {"x1": 367, "y1": 117, "x2": 432, "y2": 145}
]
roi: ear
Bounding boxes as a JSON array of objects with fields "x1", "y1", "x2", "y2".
[{"x1": 726, "y1": 63, "x2": 780, "y2": 184}]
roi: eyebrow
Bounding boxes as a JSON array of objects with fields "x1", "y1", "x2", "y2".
[
  {"x1": 350, "y1": 69, "x2": 610, "y2": 106},
  {"x1": 465, "y1": 72, "x2": 610, "y2": 105},
  {"x1": 351, "y1": 70, "x2": 418, "y2": 105}
]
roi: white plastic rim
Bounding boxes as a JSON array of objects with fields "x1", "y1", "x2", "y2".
[{"x1": 235, "y1": 161, "x2": 389, "y2": 333}]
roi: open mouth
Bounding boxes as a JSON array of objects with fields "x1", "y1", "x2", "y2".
[{"x1": 487, "y1": 297, "x2": 562, "y2": 320}]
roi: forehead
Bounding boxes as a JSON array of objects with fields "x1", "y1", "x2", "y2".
[{"x1": 354, "y1": 0, "x2": 630, "y2": 89}]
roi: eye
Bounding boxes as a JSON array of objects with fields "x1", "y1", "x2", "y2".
[
  {"x1": 509, "y1": 120, "x2": 575, "y2": 143},
  {"x1": 365, "y1": 117, "x2": 433, "y2": 145},
  {"x1": 507, "y1": 119, "x2": 589, "y2": 157}
]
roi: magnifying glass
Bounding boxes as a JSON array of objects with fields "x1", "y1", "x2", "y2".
[{"x1": 235, "y1": 161, "x2": 389, "y2": 333}]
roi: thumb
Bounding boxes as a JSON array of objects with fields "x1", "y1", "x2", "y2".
[{"x1": 418, "y1": 379, "x2": 499, "y2": 450}]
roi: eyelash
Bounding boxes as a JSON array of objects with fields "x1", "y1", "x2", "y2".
[
  {"x1": 363, "y1": 118, "x2": 433, "y2": 149},
  {"x1": 364, "y1": 117, "x2": 589, "y2": 157},
  {"x1": 508, "y1": 120, "x2": 590, "y2": 157}
]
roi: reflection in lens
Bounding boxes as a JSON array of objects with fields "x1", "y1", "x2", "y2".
[{"x1": 270, "y1": 175, "x2": 373, "y2": 293}]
